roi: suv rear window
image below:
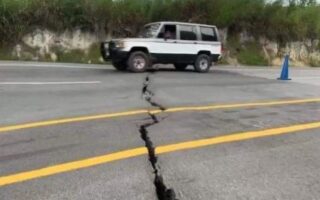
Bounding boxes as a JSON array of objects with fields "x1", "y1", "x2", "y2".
[
  {"x1": 200, "y1": 27, "x2": 218, "y2": 42},
  {"x1": 179, "y1": 25, "x2": 197, "y2": 41}
]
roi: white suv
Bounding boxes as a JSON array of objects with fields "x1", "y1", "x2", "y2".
[{"x1": 101, "y1": 21, "x2": 222, "y2": 73}]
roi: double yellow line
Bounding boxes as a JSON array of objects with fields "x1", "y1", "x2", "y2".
[
  {"x1": 0, "y1": 97, "x2": 320, "y2": 187},
  {"x1": 1, "y1": 98, "x2": 320, "y2": 134},
  {"x1": 1, "y1": 121, "x2": 320, "y2": 187}
]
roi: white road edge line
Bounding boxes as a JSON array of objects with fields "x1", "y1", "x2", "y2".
[
  {"x1": 0, "y1": 81, "x2": 101, "y2": 85},
  {"x1": 293, "y1": 77, "x2": 320, "y2": 80}
]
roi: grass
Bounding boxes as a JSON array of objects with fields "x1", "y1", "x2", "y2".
[
  {"x1": 226, "y1": 36, "x2": 268, "y2": 66},
  {"x1": 53, "y1": 43, "x2": 103, "y2": 64},
  {"x1": 309, "y1": 58, "x2": 320, "y2": 67},
  {"x1": 237, "y1": 44, "x2": 269, "y2": 66},
  {"x1": 56, "y1": 49, "x2": 86, "y2": 63},
  {"x1": 0, "y1": 47, "x2": 13, "y2": 60},
  {"x1": 87, "y1": 43, "x2": 103, "y2": 64}
]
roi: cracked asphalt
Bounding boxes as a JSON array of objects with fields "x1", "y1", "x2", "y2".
[{"x1": 0, "y1": 62, "x2": 320, "y2": 200}]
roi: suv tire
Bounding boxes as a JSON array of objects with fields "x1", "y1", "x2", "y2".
[
  {"x1": 174, "y1": 64, "x2": 188, "y2": 71},
  {"x1": 127, "y1": 51, "x2": 150, "y2": 73},
  {"x1": 112, "y1": 60, "x2": 127, "y2": 71},
  {"x1": 194, "y1": 54, "x2": 211, "y2": 73}
]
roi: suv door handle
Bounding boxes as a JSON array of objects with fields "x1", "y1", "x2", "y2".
[{"x1": 194, "y1": 42, "x2": 197, "y2": 44}]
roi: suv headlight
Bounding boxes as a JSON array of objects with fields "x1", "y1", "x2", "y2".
[{"x1": 115, "y1": 41, "x2": 125, "y2": 48}]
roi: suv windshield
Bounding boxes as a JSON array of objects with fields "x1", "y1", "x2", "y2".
[{"x1": 139, "y1": 23, "x2": 161, "y2": 38}]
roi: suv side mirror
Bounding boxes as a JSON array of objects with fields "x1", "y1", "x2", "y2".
[{"x1": 164, "y1": 35, "x2": 170, "y2": 40}]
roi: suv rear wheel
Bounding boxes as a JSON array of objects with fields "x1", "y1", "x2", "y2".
[
  {"x1": 174, "y1": 64, "x2": 188, "y2": 71},
  {"x1": 194, "y1": 54, "x2": 211, "y2": 73},
  {"x1": 127, "y1": 51, "x2": 150, "y2": 73}
]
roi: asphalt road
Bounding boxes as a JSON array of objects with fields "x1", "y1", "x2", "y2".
[{"x1": 0, "y1": 61, "x2": 320, "y2": 200}]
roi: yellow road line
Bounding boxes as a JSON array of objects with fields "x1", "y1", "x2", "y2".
[
  {"x1": 1, "y1": 98, "x2": 320, "y2": 134},
  {"x1": 0, "y1": 110, "x2": 149, "y2": 133},
  {"x1": 1, "y1": 121, "x2": 320, "y2": 187},
  {"x1": 0, "y1": 147, "x2": 148, "y2": 187},
  {"x1": 163, "y1": 98, "x2": 320, "y2": 113},
  {"x1": 156, "y1": 121, "x2": 320, "y2": 154}
]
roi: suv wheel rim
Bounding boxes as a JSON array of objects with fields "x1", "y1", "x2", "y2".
[
  {"x1": 133, "y1": 56, "x2": 146, "y2": 70},
  {"x1": 199, "y1": 59, "x2": 208, "y2": 70}
]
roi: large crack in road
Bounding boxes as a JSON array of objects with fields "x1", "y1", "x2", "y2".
[{"x1": 140, "y1": 73, "x2": 177, "y2": 200}]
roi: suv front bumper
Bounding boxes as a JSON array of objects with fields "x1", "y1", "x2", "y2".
[
  {"x1": 100, "y1": 42, "x2": 111, "y2": 61},
  {"x1": 100, "y1": 42, "x2": 128, "y2": 62}
]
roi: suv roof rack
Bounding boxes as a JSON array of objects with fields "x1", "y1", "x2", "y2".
[{"x1": 145, "y1": 21, "x2": 217, "y2": 28}]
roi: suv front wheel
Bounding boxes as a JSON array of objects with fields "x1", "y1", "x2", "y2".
[
  {"x1": 127, "y1": 51, "x2": 150, "y2": 73},
  {"x1": 194, "y1": 54, "x2": 211, "y2": 73}
]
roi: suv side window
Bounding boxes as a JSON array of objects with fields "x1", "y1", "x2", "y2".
[
  {"x1": 179, "y1": 25, "x2": 197, "y2": 41},
  {"x1": 200, "y1": 27, "x2": 218, "y2": 42}
]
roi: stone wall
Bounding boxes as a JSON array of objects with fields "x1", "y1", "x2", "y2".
[
  {"x1": 260, "y1": 38, "x2": 320, "y2": 67},
  {"x1": 9, "y1": 29, "x2": 320, "y2": 67},
  {"x1": 219, "y1": 28, "x2": 320, "y2": 67},
  {"x1": 12, "y1": 29, "x2": 101, "y2": 62}
]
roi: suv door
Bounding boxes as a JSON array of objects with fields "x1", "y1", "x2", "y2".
[
  {"x1": 150, "y1": 24, "x2": 178, "y2": 64},
  {"x1": 176, "y1": 24, "x2": 199, "y2": 63},
  {"x1": 199, "y1": 26, "x2": 221, "y2": 62}
]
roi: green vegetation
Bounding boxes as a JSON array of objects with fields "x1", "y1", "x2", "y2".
[
  {"x1": 0, "y1": 44, "x2": 39, "y2": 61},
  {"x1": 1, "y1": 0, "x2": 320, "y2": 45},
  {"x1": 0, "y1": 46, "x2": 12, "y2": 60},
  {"x1": 53, "y1": 43, "x2": 103, "y2": 64},
  {"x1": 55, "y1": 49, "x2": 86, "y2": 63},
  {"x1": 225, "y1": 36, "x2": 268, "y2": 66},
  {"x1": 0, "y1": 0, "x2": 319, "y2": 64},
  {"x1": 309, "y1": 55, "x2": 320, "y2": 67},
  {"x1": 237, "y1": 43, "x2": 269, "y2": 66}
]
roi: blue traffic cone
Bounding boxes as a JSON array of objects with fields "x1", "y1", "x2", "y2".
[{"x1": 278, "y1": 55, "x2": 291, "y2": 80}]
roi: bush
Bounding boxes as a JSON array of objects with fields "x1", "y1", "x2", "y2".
[
  {"x1": 226, "y1": 36, "x2": 268, "y2": 66},
  {"x1": 237, "y1": 43, "x2": 268, "y2": 66},
  {"x1": 0, "y1": 0, "x2": 319, "y2": 47}
]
